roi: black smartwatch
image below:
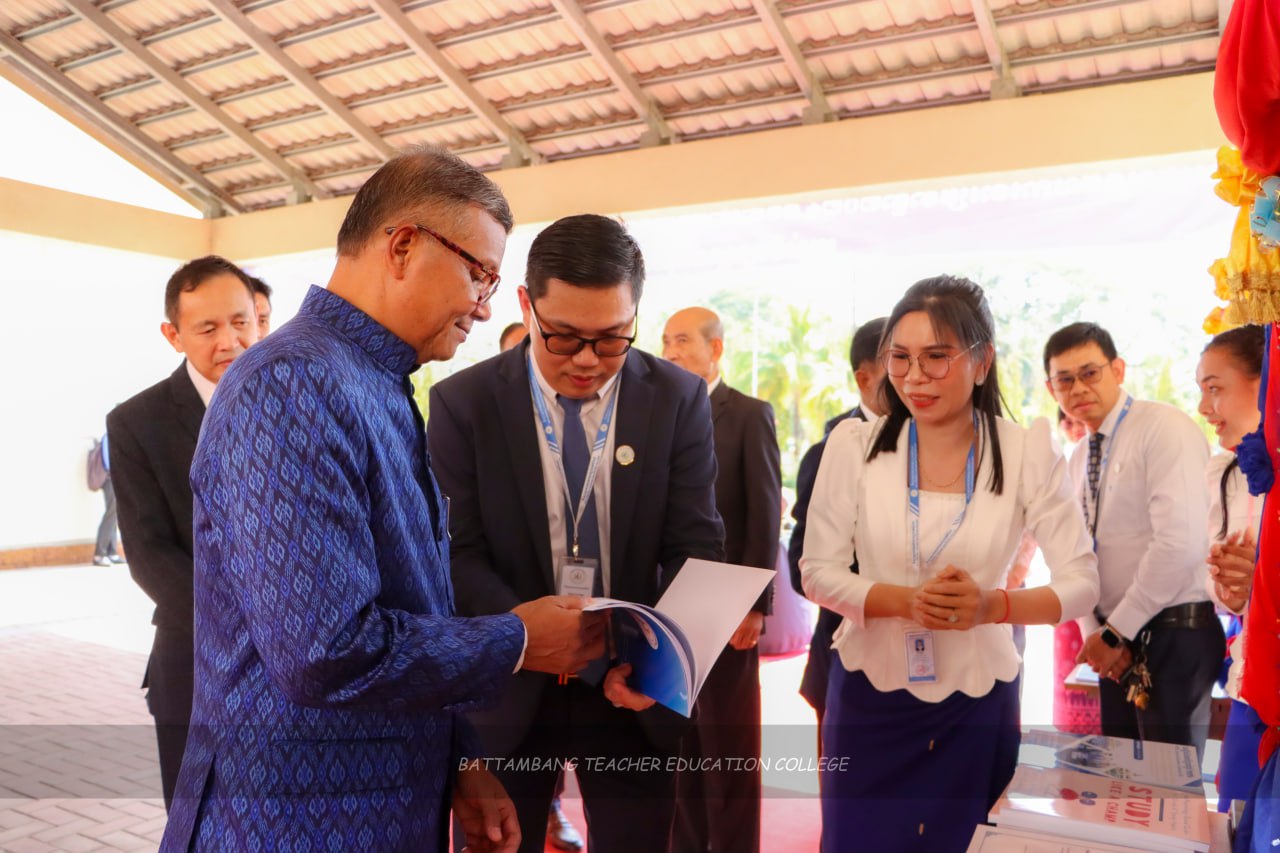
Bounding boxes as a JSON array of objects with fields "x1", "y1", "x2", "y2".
[{"x1": 1100, "y1": 625, "x2": 1124, "y2": 648}]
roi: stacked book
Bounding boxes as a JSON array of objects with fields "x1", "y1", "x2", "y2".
[{"x1": 969, "y1": 730, "x2": 1214, "y2": 852}]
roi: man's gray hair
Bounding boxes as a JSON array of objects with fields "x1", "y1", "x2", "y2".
[{"x1": 336, "y1": 144, "x2": 514, "y2": 256}]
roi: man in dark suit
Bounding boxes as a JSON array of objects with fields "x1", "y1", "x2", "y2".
[
  {"x1": 428, "y1": 214, "x2": 726, "y2": 853},
  {"x1": 788, "y1": 317, "x2": 887, "y2": 730},
  {"x1": 662, "y1": 306, "x2": 781, "y2": 853},
  {"x1": 107, "y1": 255, "x2": 259, "y2": 809}
]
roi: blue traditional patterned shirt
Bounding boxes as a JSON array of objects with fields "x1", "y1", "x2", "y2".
[{"x1": 160, "y1": 285, "x2": 525, "y2": 852}]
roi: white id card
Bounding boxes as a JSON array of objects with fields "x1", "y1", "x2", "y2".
[
  {"x1": 904, "y1": 630, "x2": 938, "y2": 683},
  {"x1": 556, "y1": 555, "x2": 599, "y2": 598}
]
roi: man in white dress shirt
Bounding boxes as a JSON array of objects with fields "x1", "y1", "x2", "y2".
[{"x1": 1045, "y1": 322, "x2": 1223, "y2": 755}]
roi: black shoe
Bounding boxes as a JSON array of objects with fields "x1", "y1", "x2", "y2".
[
  {"x1": 92, "y1": 556, "x2": 112, "y2": 567},
  {"x1": 547, "y1": 800, "x2": 583, "y2": 852}
]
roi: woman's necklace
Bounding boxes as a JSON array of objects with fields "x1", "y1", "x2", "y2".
[{"x1": 920, "y1": 435, "x2": 976, "y2": 488}]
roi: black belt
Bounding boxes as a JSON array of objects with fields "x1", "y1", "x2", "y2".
[{"x1": 1095, "y1": 601, "x2": 1216, "y2": 634}]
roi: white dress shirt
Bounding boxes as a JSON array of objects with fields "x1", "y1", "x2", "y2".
[
  {"x1": 1068, "y1": 390, "x2": 1211, "y2": 640},
  {"x1": 528, "y1": 353, "x2": 620, "y2": 595},
  {"x1": 186, "y1": 359, "x2": 216, "y2": 407},
  {"x1": 1205, "y1": 451, "x2": 1263, "y2": 700},
  {"x1": 801, "y1": 415, "x2": 1099, "y2": 702}
]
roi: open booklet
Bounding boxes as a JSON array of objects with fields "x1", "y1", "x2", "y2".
[
  {"x1": 583, "y1": 558, "x2": 775, "y2": 716},
  {"x1": 1018, "y1": 728, "x2": 1203, "y2": 794}
]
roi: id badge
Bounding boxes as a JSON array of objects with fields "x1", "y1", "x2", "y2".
[
  {"x1": 556, "y1": 555, "x2": 599, "y2": 598},
  {"x1": 904, "y1": 630, "x2": 938, "y2": 683}
]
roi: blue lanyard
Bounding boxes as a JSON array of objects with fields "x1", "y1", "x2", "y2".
[
  {"x1": 1084, "y1": 395, "x2": 1134, "y2": 539},
  {"x1": 908, "y1": 415, "x2": 977, "y2": 584},
  {"x1": 527, "y1": 356, "x2": 619, "y2": 556}
]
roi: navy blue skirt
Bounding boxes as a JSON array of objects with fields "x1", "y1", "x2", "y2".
[{"x1": 820, "y1": 666, "x2": 1020, "y2": 853}]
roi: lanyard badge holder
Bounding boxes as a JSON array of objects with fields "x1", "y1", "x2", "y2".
[
  {"x1": 904, "y1": 416, "x2": 977, "y2": 684},
  {"x1": 527, "y1": 358, "x2": 618, "y2": 600}
]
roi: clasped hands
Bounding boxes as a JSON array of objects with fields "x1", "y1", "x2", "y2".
[
  {"x1": 911, "y1": 565, "x2": 991, "y2": 630},
  {"x1": 1208, "y1": 528, "x2": 1257, "y2": 613},
  {"x1": 511, "y1": 596, "x2": 656, "y2": 712}
]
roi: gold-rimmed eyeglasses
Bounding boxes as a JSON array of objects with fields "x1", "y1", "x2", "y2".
[
  {"x1": 1048, "y1": 362, "x2": 1110, "y2": 393},
  {"x1": 884, "y1": 342, "x2": 981, "y2": 380}
]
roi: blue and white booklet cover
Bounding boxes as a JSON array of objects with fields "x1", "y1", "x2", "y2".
[
  {"x1": 1018, "y1": 728, "x2": 1203, "y2": 794},
  {"x1": 584, "y1": 558, "x2": 775, "y2": 716}
]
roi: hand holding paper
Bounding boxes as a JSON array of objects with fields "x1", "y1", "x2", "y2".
[
  {"x1": 585, "y1": 558, "x2": 774, "y2": 716},
  {"x1": 511, "y1": 595, "x2": 607, "y2": 674}
]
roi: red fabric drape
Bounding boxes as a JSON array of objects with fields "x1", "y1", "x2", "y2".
[
  {"x1": 1215, "y1": 0, "x2": 1280, "y2": 176},
  {"x1": 1242, "y1": 329, "x2": 1280, "y2": 761}
]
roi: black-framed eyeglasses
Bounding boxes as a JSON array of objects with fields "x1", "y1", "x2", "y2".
[
  {"x1": 884, "y1": 342, "x2": 981, "y2": 380},
  {"x1": 1048, "y1": 362, "x2": 1110, "y2": 393},
  {"x1": 385, "y1": 223, "x2": 501, "y2": 304},
  {"x1": 528, "y1": 302, "x2": 636, "y2": 357}
]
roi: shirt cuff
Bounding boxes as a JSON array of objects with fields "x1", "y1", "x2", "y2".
[
  {"x1": 513, "y1": 621, "x2": 528, "y2": 673},
  {"x1": 1105, "y1": 601, "x2": 1147, "y2": 642}
]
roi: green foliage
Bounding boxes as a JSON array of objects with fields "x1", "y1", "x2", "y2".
[{"x1": 708, "y1": 291, "x2": 855, "y2": 486}]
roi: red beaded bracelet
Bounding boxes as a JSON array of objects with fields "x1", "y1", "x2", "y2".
[{"x1": 997, "y1": 588, "x2": 1011, "y2": 624}]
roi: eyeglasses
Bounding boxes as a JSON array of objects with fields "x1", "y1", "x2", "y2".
[
  {"x1": 528, "y1": 302, "x2": 636, "y2": 357},
  {"x1": 385, "y1": 223, "x2": 501, "y2": 305},
  {"x1": 884, "y1": 342, "x2": 980, "y2": 380},
  {"x1": 1048, "y1": 362, "x2": 1110, "y2": 393}
]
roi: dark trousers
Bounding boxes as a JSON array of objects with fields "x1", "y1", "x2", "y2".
[
  {"x1": 94, "y1": 480, "x2": 119, "y2": 557},
  {"x1": 144, "y1": 627, "x2": 194, "y2": 810},
  {"x1": 1098, "y1": 619, "x2": 1225, "y2": 762},
  {"x1": 672, "y1": 644, "x2": 762, "y2": 853},
  {"x1": 491, "y1": 680, "x2": 677, "y2": 853}
]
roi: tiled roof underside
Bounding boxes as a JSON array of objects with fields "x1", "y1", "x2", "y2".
[{"x1": 0, "y1": 0, "x2": 1222, "y2": 214}]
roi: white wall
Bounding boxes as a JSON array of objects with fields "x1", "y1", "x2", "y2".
[{"x1": 0, "y1": 231, "x2": 184, "y2": 549}]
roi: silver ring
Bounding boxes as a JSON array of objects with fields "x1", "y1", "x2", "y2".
[{"x1": 947, "y1": 612, "x2": 959, "y2": 624}]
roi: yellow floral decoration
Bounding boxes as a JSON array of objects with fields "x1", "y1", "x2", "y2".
[{"x1": 1206, "y1": 146, "x2": 1280, "y2": 331}]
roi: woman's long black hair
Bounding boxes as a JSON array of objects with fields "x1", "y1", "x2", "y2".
[
  {"x1": 1204, "y1": 325, "x2": 1265, "y2": 539},
  {"x1": 867, "y1": 275, "x2": 1008, "y2": 494}
]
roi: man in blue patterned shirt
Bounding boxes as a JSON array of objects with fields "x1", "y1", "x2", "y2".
[{"x1": 161, "y1": 146, "x2": 607, "y2": 853}]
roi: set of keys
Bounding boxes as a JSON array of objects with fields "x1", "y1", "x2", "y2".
[
  {"x1": 1125, "y1": 630, "x2": 1154, "y2": 711},
  {"x1": 1126, "y1": 660, "x2": 1152, "y2": 710}
]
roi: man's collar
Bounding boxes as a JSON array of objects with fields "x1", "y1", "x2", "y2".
[
  {"x1": 706, "y1": 375, "x2": 722, "y2": 396},
  {"x1": 185, "y1": 359, "x2": 217, "y2": 407},
  {"x1": 1095, "y1": 389, "x2": 1132, "y2": 436},
  {"x1": 527, "y1": 349, "x2": 621, "y2": 407},
  {"x1": 302, "y1": 285, "x2": 419, "y2": 376}
]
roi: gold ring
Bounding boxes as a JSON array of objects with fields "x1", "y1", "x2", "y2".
[{"x1": 947, "y1": 612, "x2": 959, "y2": 624}]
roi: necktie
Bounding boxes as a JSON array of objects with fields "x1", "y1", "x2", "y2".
[
  {"x1": 558, "y1": 396, "x2": 603, "y2": 596},
  {"x1": 1085, "y1": 431, "x2": 1104, "y2": 533}
]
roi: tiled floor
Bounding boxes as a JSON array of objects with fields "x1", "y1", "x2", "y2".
[{"x1": 0, "y1": 564, "x2": 165, "y2": 851}]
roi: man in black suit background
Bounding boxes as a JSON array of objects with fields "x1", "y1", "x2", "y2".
[
  {"x1": 107, "y1": 255, "x2": 258, "y2": 809},
  {"x1": 427, "y1": 214, "x2": 725, "y2": 853},
  {"x1": 788, "y1": 317, "x2": 887, "y2": 731},
  {"x1": 662, "y1": 306, "x2": 781, "y2": 853}
]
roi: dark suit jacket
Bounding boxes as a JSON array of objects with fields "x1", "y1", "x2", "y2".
[
  {"x1": 106, "y1": 362, "x2": 203, "y2": 718},
  {"x1": 710, "y1": 381, "x2": 781, "y2": 613},
  {"x1": 427, "y1": 343, "x2": 725, "y2": 754},
  {"x1": 108, "y1": 362, "x2": 203, "y2": 631}
]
